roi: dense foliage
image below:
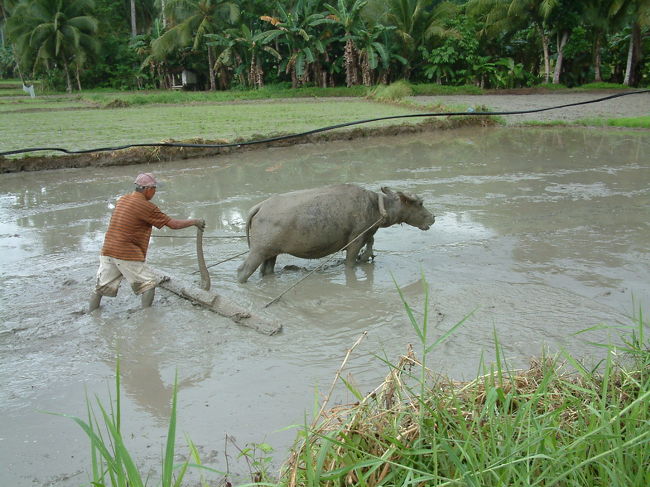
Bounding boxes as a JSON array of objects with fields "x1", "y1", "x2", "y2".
[{"x1": 1, "y1": 0, "x2": 648, "y2": 90}]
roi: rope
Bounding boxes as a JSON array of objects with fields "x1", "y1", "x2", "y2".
[
  {"x1": 191, "y1": 250, "x2": 249, "y2": 274},
  {"x1": 152, "y1": 234, "x2": 245, "y2": 239},
  {"x1": 1, "y1": 90, "x2": 648, "y2": 157},
  {"x1": 263, "y1": 215, "x2": 384, "y2": 308}
]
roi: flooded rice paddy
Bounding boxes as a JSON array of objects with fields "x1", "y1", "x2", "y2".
[{"x1": 1, "y1": 126, "x2": 649, "y2": 486}]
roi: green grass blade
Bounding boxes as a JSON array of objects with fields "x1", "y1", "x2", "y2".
[
  {"x1": 162, "y1": 371, "x2": 179, "y2": 487},
  {"x1": 424, "y1": 309, "x2": 476, "y2": 354}
]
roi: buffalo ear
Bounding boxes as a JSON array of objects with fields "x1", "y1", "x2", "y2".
[{"x1": 397, "y1": 191, "x2": 419, "y2": 204}]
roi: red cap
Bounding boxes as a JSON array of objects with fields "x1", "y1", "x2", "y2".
[{"x1": 134, "y1": 173, "x2": 157, "y2": 187}]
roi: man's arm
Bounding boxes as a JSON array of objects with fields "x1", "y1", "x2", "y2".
[{"x1": 166, "y1": 218, "x2": 206, "y2": 231}]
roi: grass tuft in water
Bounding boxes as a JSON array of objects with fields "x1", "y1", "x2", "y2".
[
  {"x1": 52, "y1": 360, "x2": 225, "y2": 487},
  {"x1": 280, "y1": 282, "x2": 650, "y2": 487}
]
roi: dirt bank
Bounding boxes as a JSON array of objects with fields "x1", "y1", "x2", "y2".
[{"x1": 0, "y1": 115, "x2": 494, "y2": 173}]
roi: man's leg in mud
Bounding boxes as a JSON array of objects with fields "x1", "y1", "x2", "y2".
[
  {"x1": 88, "y1": 292, "x2": 102, "y2": 312},
  {"x1": 141, "y1": 288, "x2": 155, "y2": 308}
]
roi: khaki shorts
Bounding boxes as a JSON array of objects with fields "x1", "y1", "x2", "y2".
[{"x1": 94, "y1": 256, "x2": 162, "y2": 297}]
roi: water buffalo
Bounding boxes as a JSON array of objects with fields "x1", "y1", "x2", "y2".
[{"x1": 236, "y1": 184, "x2": 435, "y2": 283}]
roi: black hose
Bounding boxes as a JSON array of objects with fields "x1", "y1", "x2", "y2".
[{"x1": 1, "y1": 90, "x2": 648, "y2": 158}]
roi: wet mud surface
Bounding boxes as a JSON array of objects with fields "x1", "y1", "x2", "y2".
[{"x1": 1, "y1": 126, "x2": 649, "y2": 486}]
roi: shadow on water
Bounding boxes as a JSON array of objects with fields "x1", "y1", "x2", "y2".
[{"x1": 1, "y1": 126, "x2": 649, "y2": 486}]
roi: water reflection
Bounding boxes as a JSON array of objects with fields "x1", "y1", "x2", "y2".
[{"x1": 97, "y1": 310, "x2": 211, "y2": 421}]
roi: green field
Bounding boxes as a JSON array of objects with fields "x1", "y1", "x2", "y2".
[
  {"x1": 1, "y1": 83, "x2": 648, "y2": 160},
  {"x1": 0, "y1": 99, "x2": 447, "y2": 155}
]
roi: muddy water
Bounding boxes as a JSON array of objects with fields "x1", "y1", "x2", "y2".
[{"x1": 1, "y1": 127, "x2": 649, "y2": 486}]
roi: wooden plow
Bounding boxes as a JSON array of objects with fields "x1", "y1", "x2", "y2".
[{"x1": 152, "y1": 229, "x2": 282, "y2": 336}]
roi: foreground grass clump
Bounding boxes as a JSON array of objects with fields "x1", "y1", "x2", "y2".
[
  {"x1": 282, "y1": 304, "x2": 650, "y2": 486},
  {"x1": 55, "y1": 362, "x2": 224, "y2": 487}
]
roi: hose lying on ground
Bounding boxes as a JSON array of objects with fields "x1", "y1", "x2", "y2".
[{"x1": 1, "y1": 90, "x2": 648, "y2": 158}]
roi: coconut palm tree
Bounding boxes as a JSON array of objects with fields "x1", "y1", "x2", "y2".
[
  {"x1": 130, "y1": 0, "x2": 137, "y2": 37},
  {"x1": 467, "y1": 0, "x2": 551, "y2": 83},
  {"x1": 1, "y1": 0, "x2": 19, "y2": 47},
  {"x1": 382, "y1": 0, "x2": 458, "y2": 80},
  {"x1": 611, "y1": 0, "x2": 650, "y2": 86},
  {"x1": 152, "y1": 0, "x2": 240, "y2": 90},
  {"x1": 6, "y1": 0, "x2": 99, "y2": 92},
  {"x1": 583, "y1": 0, "x2": 614, "y2": 82}
]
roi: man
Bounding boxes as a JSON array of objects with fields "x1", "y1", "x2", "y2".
[{"x1": 89, "y1": 172, "x2": 205, "y2": 312}]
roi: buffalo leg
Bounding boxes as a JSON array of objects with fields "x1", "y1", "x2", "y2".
[
  {"x1": 237, "y1": 253, "x2": 266, "y2": 283},
  {"x1": 357, "y1": 236, "x2": 375, "y2": 263},
  {"x1": 345, "y1": 239, "x2": 366, "y2": 267},
  {"x1": 260, "y1": 256, "x2": 277, "y2": 276}
]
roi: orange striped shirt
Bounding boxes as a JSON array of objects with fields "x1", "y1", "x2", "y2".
[{"x1": 101, "y1": 191, "x2": 171, "y2": 261}]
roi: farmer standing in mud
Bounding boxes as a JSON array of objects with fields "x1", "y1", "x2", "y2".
[{"x1": 89, "y1": 173, "x2": 205, "y2": 312}]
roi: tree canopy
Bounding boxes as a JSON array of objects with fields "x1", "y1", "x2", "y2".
[{"x1": 2, "y1": 0, "x2": 648, "y2": 89}]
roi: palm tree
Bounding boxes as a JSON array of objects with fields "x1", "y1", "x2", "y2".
[
  {"x1": 382, "y1": 0, "x2": 458, "y2": 80},
  {"x1": 130, "y1": 0, "x2": 137, "y2": 37},
  {"x1": 611, "y1": 0, "x2": 650, "y2": 86},
  {"x1": 153, "y1": 0, "x2": 240, "y2": 90},
  {"x1": 583, "y1": 0, "x2": 614, "y2": 82},
  {"x1": 468, "y1": 0, "x2": 553, "y2": 83},
  {"x1": 1, "y1": 0, "x2": 19, "y2": 47},
  {"x1": 6, "y1": 0, "x2": 99, "y2": 92},
  {"x1": 324, "y1": 0, "x2": 368, "y2": 87}
]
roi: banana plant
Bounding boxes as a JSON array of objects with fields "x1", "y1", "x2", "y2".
[
  {"x1": 206, "y1": 24, "x2": 281, "y2": 88},
  {"x1": 259, "y1": 0, "x2": 331, "y2": 87}
]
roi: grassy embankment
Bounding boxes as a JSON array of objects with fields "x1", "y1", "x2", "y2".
[
  {"x1": 0, "y1": 82, "x2": 494, "y2": 164},
  {"x1": 1, "y1": 80, "x2": 648, "y2": 163},
  {"x1": 63, "y1": 287, "x2": 649, "y2": 487}
]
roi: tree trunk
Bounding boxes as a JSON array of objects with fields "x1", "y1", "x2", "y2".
[
  {"x1": 76, "y1": 64, "x2": 82, "y2": 91},
  {"x1": 161, "y1": 0, "x2": 167, "y2": 28},
  {"x1": 553, "y1": 30, "x2": 569, "y2": 84},
  {"x1": 63, "y1": 60, "x2": 73, "y2": 93},
  {"x1": 539, "y1": 27, "x2": 551, "y2": 84},
  {"x1": 12, "y1": 44, "x2": 26, "y2": 84},
  {"x1": 130, "y1": 0, "x2": 137, "y2": 37},
  {"x1": 207, "y1": 45, "x2": 216, "y2": 91},
  {"x1": 344, "y1": 37, "x2": 359, "y2": 87},
  {"x1": 360, "y1": 53, "x2": 372, "y2": 86},
  {"x1": 593, "y1": 34, "x2": 602, "y2": 82},
  {"x1": 623, "y1": 22, "x2": 642, "y2": 86}
]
